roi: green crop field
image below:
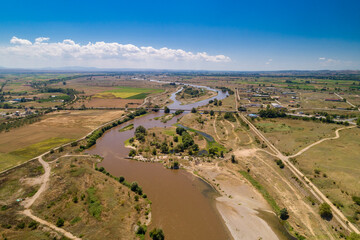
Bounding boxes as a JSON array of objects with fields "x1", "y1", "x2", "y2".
[
  {"x1": 9, "y1": 137, "x2": 73, "y2": 160},
  {"x1": 94, "y1": 86, "x2": 164, "y2": 99}
]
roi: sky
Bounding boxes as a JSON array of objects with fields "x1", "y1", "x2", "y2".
[{"x1": 0, "y1": 0, "x2": 360, "y2": 71}]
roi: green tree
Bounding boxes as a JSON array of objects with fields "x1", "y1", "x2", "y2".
[
  {"x1": 280, "y1": 208, "x2": 289, "y2": 220},
  {"x1": 357, "y1": 118, "x2": 360, "y2": 127},
  {"x1": 119, "y1": 176, "x2": 125, "y2": 183},
  {"x1": 149, "y1": 228, "x2": 164, "y2": 240},
  {"x1": 191, "y1": 107, "x2": 197, "y2": 113},
  {"x1": 164, "y1": 106, "x2": 170, "y2": 113},
  {"x1": 319, "y1": 203, "x2": 333, "y2": 220},
  {"x1": 131, "y1": 182, "x2": 139, "y2": 192},
  {"x1": 210, "y1": 110, "x2": 215, "y2": 116},
  {"x1": 129, "y1": 149, "x2": 136, "y2": 157},
  {"x1": 161, "y1": 142, "x2": 169, "y2": 154},
  {"x1": 137, "y1": 224, "x2": 147, "y2": 235}
]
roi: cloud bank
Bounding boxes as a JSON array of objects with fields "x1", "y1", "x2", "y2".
[{"x1": 1, "y1": 37, "x2": 230, "y2": 68}]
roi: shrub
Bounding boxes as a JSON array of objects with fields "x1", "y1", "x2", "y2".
[
  {"x1": 319, "y1": 203, "x2": 333, "y2": 220},
  {"x1": 176, "y1": 127, "x2": 186, "y2": 135},
  {"x1": 149, "y1": 228, "x2": 165, "y2": 240},
  {"x1": 161, "y1": 142, "x2": 169, "y2": 154},
  {"x1": 352, "y1": 196, "x2": 360, "y2": 206},
  {"x1": 276, "y1": 160, "x2": 285, "y2": 169},
  {"x1": 71, "y1": 141, "x2": 78, "y2": 147},
  {"x1": 28, "y1": 221, "x2": 38, "y2": 230},
  {"x1": 137, "y1": 224, "x2": 147, "y2": 235},
  {"x1": 174, "y1": 110, "x2": 184, "y2": 115},
  {"x1": 172, "y1": 161, "x2": 179, "y2": 169},
  {"x1": 119, "y1": 176, "x2": 125, "y2": 183},
  {"x1": 224, "y1": 112, "x2": 236, "y2": 122},
  {"x1": 129, "y1": 149, "x2": 137, "y2": 157},
  {"x1": 16, "y1": 222, "x2": 25, "y2": 229},
  {"x1": 56, "y1": 218, "x2": 64, "y2": 227},
  {"x1": 280, "y1": 208, "x2": 289, "y2": 220},
  {"x1": 131, "y1": 182, "x2": 143, "y2": 195}
]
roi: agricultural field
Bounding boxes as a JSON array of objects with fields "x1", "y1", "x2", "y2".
[
  {"x1": 0, "y1": 110, "x2": 125, "y2": 172},
  {"x1": 93, "y1": 86, "x2": 164, "y2": 99},
  {"x1": 72, "y1": 98, "x2": 143, "y2": 109},
  {"x1": 294, "y1": 127, "x2": 360, "y2": 227},
  {"x1": 253, "y1": 118, "x2": 342, "y2": 155}
]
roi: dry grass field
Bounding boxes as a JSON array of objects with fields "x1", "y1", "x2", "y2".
[
  {"x1": 72, "y1": 98, "x2": 143, "y2": 108},
  {"x1": 0, "y1": 110, "x2": 125, "y2": 172},
  {"x1": 0, "y1": 160, "x2": 60, "y2": 240},
  {"x1": 32, "y1": 156, "x2": 150, "y2": 240},
  {"x1": 254, "y1": 118, "x2": 341, "y2": 155},
  {"x1": 0, "y1": 154, "x2": 149, "y2": 239},
  {"x1": 294, "y1": 127, "x2": 360, "y2": 227},
  {"x1": 299, "y1": 92, "x2": 350, "y2": 109},
  {"x1": 201, "y1": 94, "x2": 237, "y2": 111}
]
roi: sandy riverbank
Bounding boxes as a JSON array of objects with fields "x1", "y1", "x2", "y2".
[{"x1": 190, "y1": 162, "x2": 283, "y2": 240}]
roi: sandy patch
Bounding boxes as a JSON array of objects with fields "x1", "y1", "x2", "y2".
[{"x1": 191, "y1": 162, "x2": 280, "y2": 240}]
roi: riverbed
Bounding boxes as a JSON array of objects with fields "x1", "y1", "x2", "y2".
[{"x1": 86, "y1": 81, "x2": 290, "y2": 240}]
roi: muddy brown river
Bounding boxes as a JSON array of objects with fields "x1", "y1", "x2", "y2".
[{"x1": 86, "y1": 82, "x2": 292, "y2": 239}]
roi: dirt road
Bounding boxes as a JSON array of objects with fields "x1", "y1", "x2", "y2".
[
  {"x1": 290, "y1": 126, "x2": 355, "y2": 158},
  {"x1": 239, "y1": 113, "x2": 360, "y2": 234},
  {"x1": 20, "y1": 154, "x2": 84, "y2": 240}
]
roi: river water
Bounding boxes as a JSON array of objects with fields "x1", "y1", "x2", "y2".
[
  {"x1": 85, "y1": 81, "x2": 294, "y2": 240},
  {"x1": 86, "y1": 82, "x2": 232, "y2": 239}
]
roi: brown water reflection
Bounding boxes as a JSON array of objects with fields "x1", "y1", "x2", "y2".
[{"x1": 86, "y1": 110, "x2": 231, "y2": 239}]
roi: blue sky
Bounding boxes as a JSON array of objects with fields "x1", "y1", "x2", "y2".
[{"x1": 0, "y1": 0, "x2": 359, "y2": 70}]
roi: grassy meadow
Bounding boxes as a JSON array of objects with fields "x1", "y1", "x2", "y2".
[
  {"x1": 254, "y1": 118, "x2": 341, "y2": 155},
  {"x1": 294, "y1": 127, "x2": 360, "y2": 227}
]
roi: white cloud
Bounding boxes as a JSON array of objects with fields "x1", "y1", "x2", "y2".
[
  {"x1": 35, "y1": 37, "x2": 50, "y2": 43},
  {"x1": 319, "y1": 57, "x2": 326, "y2": 60},
  {"x1": 10, "y1": 36, "x2": 32, "y2": 45},
  {"x1": 2, "y1": 37, "x2": 231, "y2": 65}
]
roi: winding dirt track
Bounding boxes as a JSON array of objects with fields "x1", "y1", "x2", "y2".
[
  {"x1": 20, "y1": 154, "x2": 85, "y2": 240},
  {"x1": 290, "y1": 126, "x2": 355, "y2": 158},
  {"x1": 239, "y1": 114, "x2": 360, "y2": 234}
]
